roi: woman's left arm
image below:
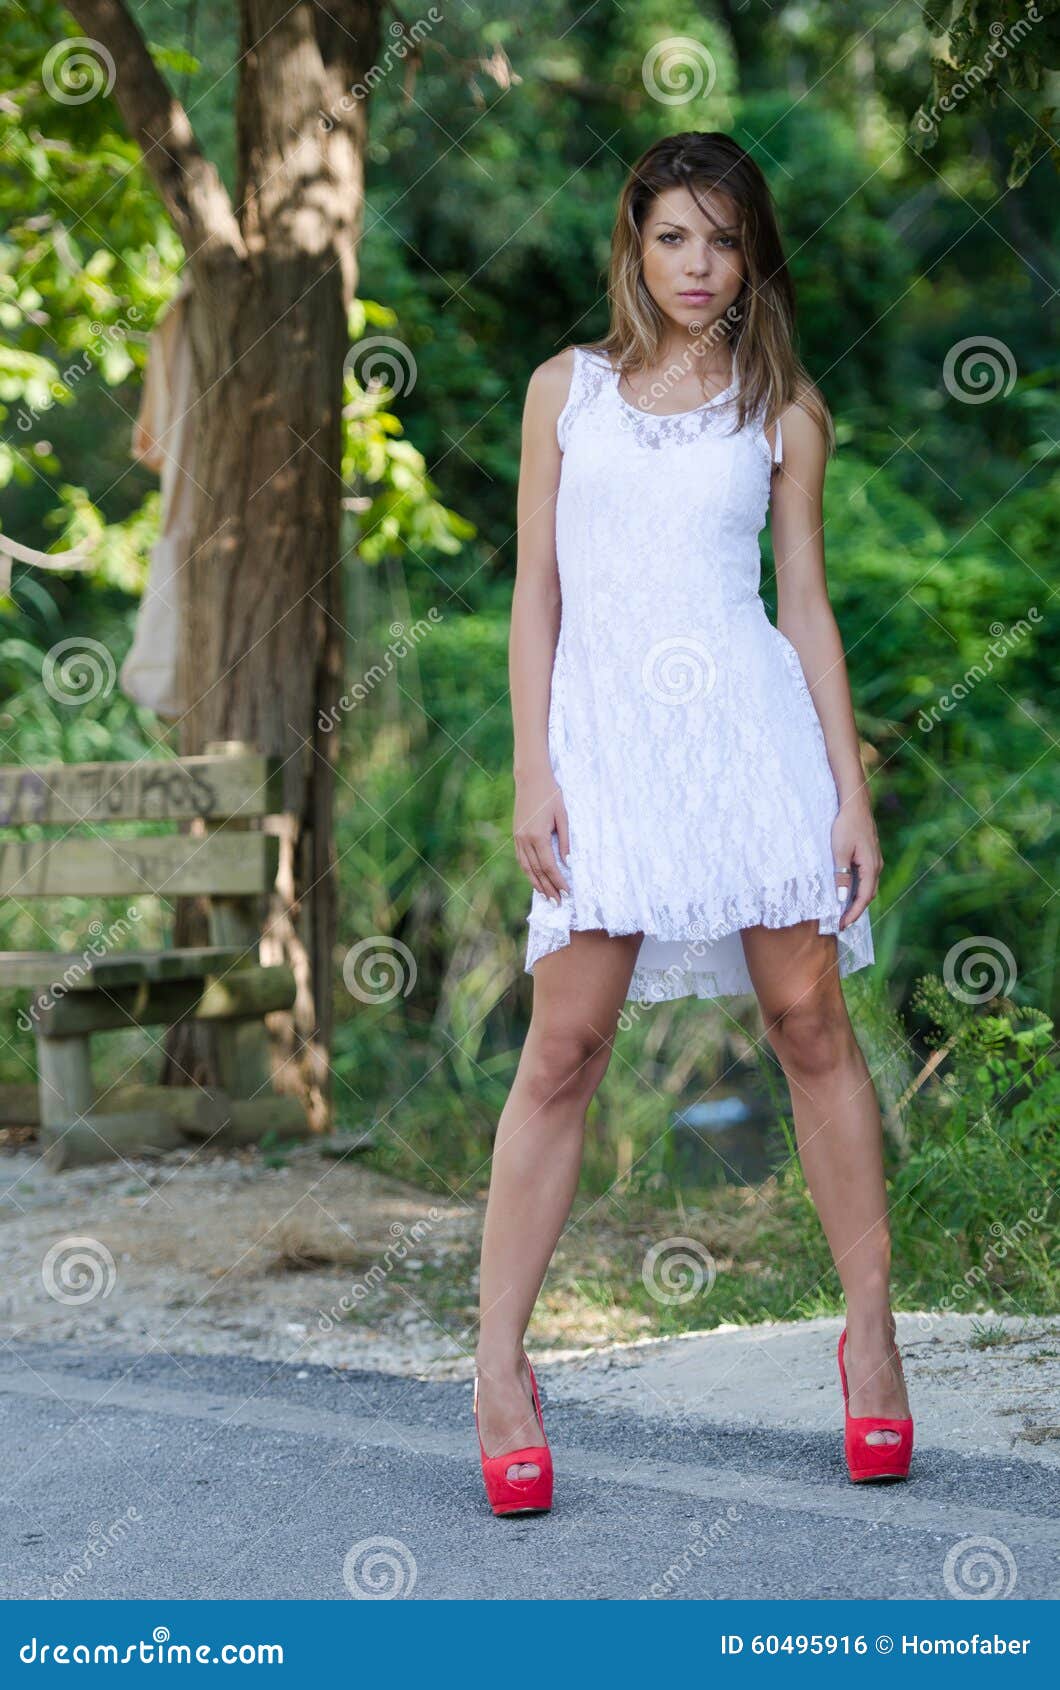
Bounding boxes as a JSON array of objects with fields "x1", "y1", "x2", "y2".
[{"x1": 767, "y1": 398, "x2": 883, "y2": 931}]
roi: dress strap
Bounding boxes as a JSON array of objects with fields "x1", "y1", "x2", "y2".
[
  {"x1": 556, "y1": 345, "x2": 584, "y2": 452},
  {"x1": 772, "y1": 413, "x2": 783, "y2": 465},
  {"x1": 556, "y1": 345, "x2": 609, "y2": 451}
]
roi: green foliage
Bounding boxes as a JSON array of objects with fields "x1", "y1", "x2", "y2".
[
  {"x1": 770, "y1": 452, "x2": 1060, "y2": 1014},
  {"x1": 910, "y1": 0, "x2": 1060, "y2": 183},
  {"x1": 341, "y1": 301, "x2": 476, "y2": 565},
  {"x1": 0, "y1": 3, "x2": 179, "y2": 635},
  {"x1": 884, "y1": 976, "x2": 1059, "y2": 1310}
]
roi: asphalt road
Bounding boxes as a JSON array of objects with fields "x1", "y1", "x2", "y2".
[{"x1": 0, "y1": 1343, "x2": 1056, "y2": 1601}]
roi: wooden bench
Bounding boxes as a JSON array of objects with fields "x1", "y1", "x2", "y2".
[{"x1": 0, "y1": 743, "x2": 308, "y2": 1168}]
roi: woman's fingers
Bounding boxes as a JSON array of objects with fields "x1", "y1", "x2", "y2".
[
  {"x1": 835, "y1": 863, "x2": 859, "y2": 930},
  {"x1": 539, "y1": 832, "x2": 569, "y2": 903},
  {"x1": 837, "y1": 847, "x2": 881, "y2": 929},
  {"x1": 517, "y1": 841, "x2": 544, "y2": 905},
  {"x1": 513, "y1": 775, "x2": 572, "y2": 904},
  {"x1": 518, "y1": 840, "x2": 551, "y2": 900},
  {"x1": 522, "y1": 836, "x2": 567, "y2": 904},
  {"x1": 841, "y1": 865, "x2": 858, "y2": 932}
]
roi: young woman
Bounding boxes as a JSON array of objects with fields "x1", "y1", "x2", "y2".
[{"x1": 473, "y1": 131, "x2": 913, "y2": 1516}]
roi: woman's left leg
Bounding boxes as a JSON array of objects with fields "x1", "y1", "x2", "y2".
[{"x1": 740, "y1": 919, "x2": 909, "y2": 1442}]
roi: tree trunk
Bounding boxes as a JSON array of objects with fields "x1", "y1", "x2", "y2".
[
  {"x1": 69, "y1": 0, "x2": 385, "y2": 1130},
  {"x1": 166, "y1": 252, "x2": 347, "y2": 1127}
]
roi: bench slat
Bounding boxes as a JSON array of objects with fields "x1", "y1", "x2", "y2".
[
  {"x1": 0, "y1": 753, "x2": 283, "y2": 827},
  {"x1": 0, "y1": 947, "x2": 256, "y2": 990},
  {"x1": 0, "y1": 832, "x2": 279, "y2": 898},
  {"x1": 32, "y1": 964, "x2": 297, "y2": 1036}
]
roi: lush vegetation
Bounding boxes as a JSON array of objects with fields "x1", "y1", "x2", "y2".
[{"x1": 2, "y1": 2, "x2": 1056, "y2": 1322}]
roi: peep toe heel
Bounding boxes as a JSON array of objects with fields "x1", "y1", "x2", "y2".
[
  {"x1": 473, "y1": 1353, "x2": 554, "y2": 1516},
  {"x1": 837, "y1": 1326, "x2": 914, "y2": 1483}
]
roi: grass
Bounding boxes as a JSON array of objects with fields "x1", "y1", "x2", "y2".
[{"x1": 968, "y1": 1320, "x2": 1020, "y2": 1350}]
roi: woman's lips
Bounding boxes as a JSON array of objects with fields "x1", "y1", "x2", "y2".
[{"x1": 679, "y1": 290, "x2": 714, "y2": 299}]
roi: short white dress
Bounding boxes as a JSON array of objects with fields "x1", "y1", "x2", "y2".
[{"x1": 523, "y1": 344, "x2": 875, "y2": 1004}]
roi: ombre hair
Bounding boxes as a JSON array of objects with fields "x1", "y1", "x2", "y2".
[{"x1": 586, "y1": 131, "x2": 835, "y2": 455}]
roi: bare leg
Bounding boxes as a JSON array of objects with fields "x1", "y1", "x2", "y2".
[
  {"x1": 742, "y1": 920, "x2": 910, "y2": 1443},
  {"x1": 476, "y1": 928, "x2": 643, "y2": 1479}
]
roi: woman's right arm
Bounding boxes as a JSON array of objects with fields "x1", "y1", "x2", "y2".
[{"x1": 510, "y1": 349, "x2": 575, "y2": 907}]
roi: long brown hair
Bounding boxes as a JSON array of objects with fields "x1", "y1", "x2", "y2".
[{"x1": 587, "y1": 131, "x2": 834, "y2": 453}]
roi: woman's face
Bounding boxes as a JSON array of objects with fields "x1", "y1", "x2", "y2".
[{"x1": 638, "y1": 184, "x2": 746, "y2": 341}]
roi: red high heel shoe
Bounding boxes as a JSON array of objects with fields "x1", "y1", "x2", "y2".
[
  {"x1": 837, "y1": 1327, "x2": 914, "y2": 1483},
  {"x1": 473, "y1": 1353, "x2": 554, "y2": 1517}
]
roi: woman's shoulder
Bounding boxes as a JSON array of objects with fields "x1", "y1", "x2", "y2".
[
  {"x1": 525, "y1": 345, "x2": 611, "y2": 430},
  {"x1": 529, "y1": 344, "x2": 576, "y2": 391},
  {"x1": 528, "y1": 344, "x2": 608, "y2": 391},
  {"x1": 759, "y1": 378, "x2": 835, "y2": 473},
  {"x1": 775, "y1": 379, "x2": 832, "y2": 448},
  {"x1": 522, "y1": 349, "x2": 577, "y2": 439}
]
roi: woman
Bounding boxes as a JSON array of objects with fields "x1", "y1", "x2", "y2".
[{"x1": 473, "y1": 131, "x2": 913, "y2": 1516}]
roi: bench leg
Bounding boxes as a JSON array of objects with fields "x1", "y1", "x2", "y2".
[
  {"x1": 36, "y1": 1033, "x2": 93, "y2": 1163},
  {"x1": 206, "y1": 876, "x2": 274, "y2": 1101},
  {"x1": 214, "y1": 1020, "x2": 271, "y2": 1100}
]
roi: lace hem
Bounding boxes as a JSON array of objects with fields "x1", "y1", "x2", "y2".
[{"x1": 524, "y1": 878, "x2": 875, "y2": 1004}]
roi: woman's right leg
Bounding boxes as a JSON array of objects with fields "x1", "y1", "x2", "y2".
[{"x1": 475, "y1": 927, "x2": 643, "y2": 1480}]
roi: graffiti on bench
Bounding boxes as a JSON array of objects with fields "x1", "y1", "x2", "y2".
[{"x1": 0, "y1": 762, "x2": 226, "y2": 826}]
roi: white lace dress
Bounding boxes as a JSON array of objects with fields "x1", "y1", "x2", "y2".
[{"x1": 523, "y1": 344, "x2": 875, "y2": 1003}]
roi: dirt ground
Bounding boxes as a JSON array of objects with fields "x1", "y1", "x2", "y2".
[
  {"x1": 0, "y1": 1130, "x2": 778, "y2": 1372},
  {"x1": 1, "y1": 1139, "x2": 486, "y2": 1374},
  {"x1": 1, "y1": 1135, "x2": 685, "y2": 1374}
]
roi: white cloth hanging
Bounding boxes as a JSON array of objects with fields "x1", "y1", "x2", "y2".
[
  {"x1": 120, "y1": 277, "x2": 196, "y2": 719},
  {"x1": 0, "y1": 535, "x2": 94, "y2": 598}
]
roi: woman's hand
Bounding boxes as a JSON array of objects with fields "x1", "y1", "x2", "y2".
[
  {"x1": 514, "y1": 764, "x2": 571, "y2": 905},
  {"x1": 831, "y1": 793, "x2": 883, "y2": 931}
]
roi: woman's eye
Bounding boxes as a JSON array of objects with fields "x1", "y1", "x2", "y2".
[{"x1": 657, "y1": 231, "x2": 738, "y2": 248}]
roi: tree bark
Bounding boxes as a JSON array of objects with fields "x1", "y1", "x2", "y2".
[{"x1": 67, "y1": 0, "x2": 385, "y2": 1129}]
